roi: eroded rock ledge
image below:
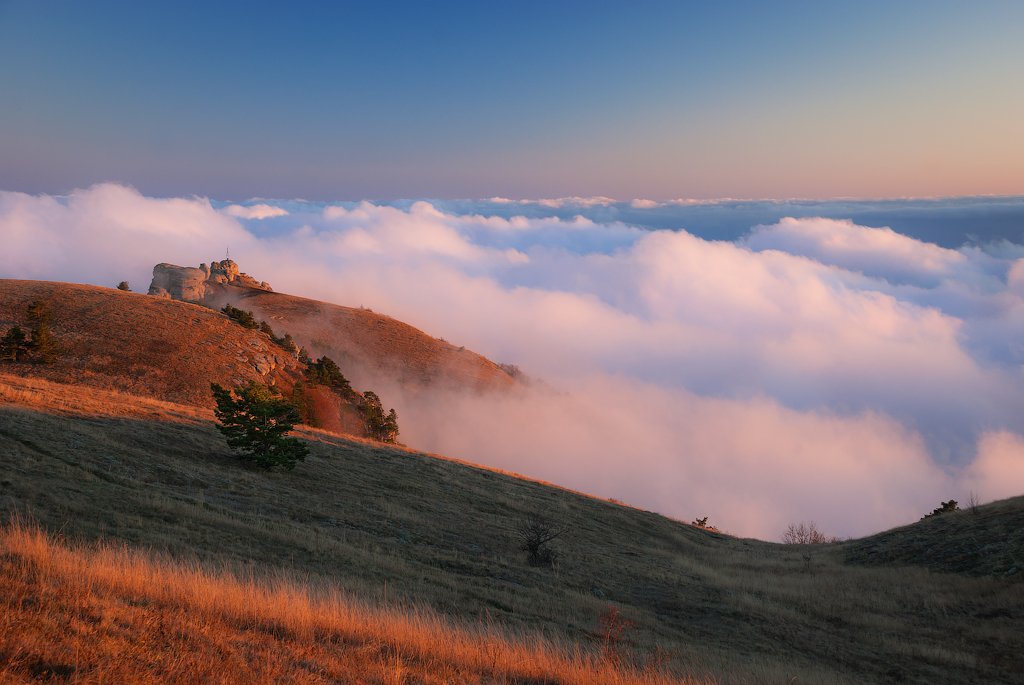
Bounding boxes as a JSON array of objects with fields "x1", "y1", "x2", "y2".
[{"x1": 148, "y1": 259, "x2": 272, "y2": 302}]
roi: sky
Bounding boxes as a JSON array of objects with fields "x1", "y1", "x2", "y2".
[
  {"x1": 4, "y1": 187, "x2": 1024, "y2": 539},
  {"x1": 2, "y1": 0, "x2": 1023, "y2": 199}
]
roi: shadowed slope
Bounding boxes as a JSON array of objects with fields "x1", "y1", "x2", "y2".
[
  {"x1": 2, "y1": 373, "x2": 1022, "y2": 684},
  {"x1": 844, "y1": 498, "x2": 1024, "y2": 576}
]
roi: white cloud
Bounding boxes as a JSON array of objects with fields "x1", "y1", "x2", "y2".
[
  {"x1": 222, "y1": 203, "x2": 290, "y2": 219},
  {"x1": 536, "y1": 196, "x2": 617, "y2": 208},
  {"x1": 962, "y1": 431, "x2": 1024, "y2": 502},
  {"x1": 2, "y1": 183, "x2": 1023, "y2": 537},
  {"x1": 630, "y1": 198, "x2": 661, "y2": 209},
  {"x1": 744, "y1": 217, "x2": 966, "y2": 285}
]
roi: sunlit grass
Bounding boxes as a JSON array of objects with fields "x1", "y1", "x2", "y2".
[{"x1": 0, "y1": 521, "x2": 699, "y2": 684}]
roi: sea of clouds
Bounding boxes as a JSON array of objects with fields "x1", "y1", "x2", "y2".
[{"x1": 3, "y1": 183, "x2": 1024, "y2": 539}]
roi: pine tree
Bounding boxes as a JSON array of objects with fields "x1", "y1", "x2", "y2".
[
  {"x1": 360, "y1": 390, "x2": 400, "y2": 443},
  {"x1": 279, "y1": 333, "x2": 298, "y2": 355},
  {"x1": 30, "y1": 324, "x2": 58, "y2": 363},
  {"x1": 26, "y1": 300, "x2": 58, "y2": 364},
  {"x1": 383, "y1": 408, "x2": 400, "y2": 443},
  {"x1": 0, "y1": 326, "x2": 30, "y2": 362},
  {"x1": 289, "y1": 380, "x2": 318, "y2": 427},
  {"x1": 210, "y1": 382, "x2": 309, "y2": 470},
  {"x1": 221, "y1": 304, "x2": 258, "y2": 329},
  {"x1": 306, "y1": 356, "x2": 355, "y2": 398},
  {"x1": 26, "y1": 300, "x2": 52, "y2": 325}
]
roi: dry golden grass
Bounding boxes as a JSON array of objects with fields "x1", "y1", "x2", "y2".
[
  {"x1": 0, "y1": 521, "x2": 698, "y2": 685},
  {"x1": 0, "y1": 279, "x2": 307, "y2": 408},
  {"x1": 205, "y1": 284, "x2": 516, "y2": 393},
  {"x1": 2, "y1": 374, "x2": 1023, "y2": 683}
]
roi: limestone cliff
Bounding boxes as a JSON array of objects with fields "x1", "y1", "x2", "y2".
[{"x1": 148, "y1": 259, "x2": 272, "y2": 302}]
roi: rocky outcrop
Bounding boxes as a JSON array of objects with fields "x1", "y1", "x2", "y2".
[
  {"x1": 148, "y1": 259, "x2": 272, "y2": 302},
  {"x1": 148, "y1": 264, "x2": 208, "y2": 301}
]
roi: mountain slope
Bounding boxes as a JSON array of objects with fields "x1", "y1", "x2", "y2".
[
  {"x1": 202, "y1": 283, "x2": 517, "y2": 394},
  {"x1": 844, "y1": 498, "x2": 1024, "y2": 576},
  {"x1": 0, "y1": 279, "x2": 306, "y2": 407},
  {"x1": 2, "y1": 372, "x2": 1022, "y2": 685}
]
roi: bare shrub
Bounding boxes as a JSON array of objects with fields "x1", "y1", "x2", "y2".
[
  {"x1": 597, "y1": 606, "x2": 635, "y2": 667},
  {"x1": 692, "y1": 516, "x2": 709, "y2": 528},
  {"x1": 782, "y1": 521, "x2": 837, "y2": 544},
  {"x1": 516, "y1": 513, "x2": 566, "y2": 567},
  {"x1": 498, "y1": 362, "x2": 523, "y2": 380}
]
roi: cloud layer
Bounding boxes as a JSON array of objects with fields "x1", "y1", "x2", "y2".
[{"x1": 2, "y1": 184, "x2": 1023, "y2": 538}]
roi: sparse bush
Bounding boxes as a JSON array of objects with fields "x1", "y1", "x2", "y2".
[
  {"x1": 0, "y1": 326, "x2": 31, "y2": 362},
  {"x1": 782, "y1": 521, "x2": 837, "y2": 544},
  {"x1": 27, "y1": 299, "x2": 51, "y2": 325},
  {"x1": 255, "y1": 320, "x2": 302, "y2": 355},
  {"x1": 360, "y1": 390, "x2": 400, "y2": 443},
  {"x1": 278, "y1": 333, "x2": 299, "y2": 355},
  {"x1": 516, "y1": 513, "x2": 566, "y2": 567},
  {"x1": 597, "y1": 606, "x2": 635, "y2": 667},
  {"x1": 116, "y1": 281, "x2": 131, "y2": 291},
  {"x1": 1, "y1": 302, "x2": 60, "y2": 364},
  {"x1": 692, "y1": 516, "x2": 709, "y2": 528},
  {"x1": 30, "y1": 323, "x2": 58, "y2": 364},
  {"x1": 498, "y1": 362, "x2": 523, "y2": 380},
  {"x1": 922, "y1": 500, "x2": 960, "y2": 520},
  {"x1": 289, "y1": 380, "x2": 318, "y2": 427},
  {"x1": 210, "y1": 381, "x2": 309, "y2": 470},
  {"x1": 26, "y1": 299, "x2": 59, "y2": 364},
  {"x1": 221, "y1": 304, "x2": 258, "y2": 329}
]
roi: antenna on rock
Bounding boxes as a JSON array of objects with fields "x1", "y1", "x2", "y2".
[{"x1": 226, "y1": 246, "x2": 230, "y2": 260}]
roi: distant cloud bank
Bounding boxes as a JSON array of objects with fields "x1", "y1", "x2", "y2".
[
  {"x1": 2, "y1": 183, "x2": 1023, "y2": 538},
  {"x1": 222, "y1": 203, "x2": 290, "y2": 219}
]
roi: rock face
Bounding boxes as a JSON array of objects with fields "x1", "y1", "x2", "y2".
[
  {"x1": 148, "y1": 264, "x2": 208, "y2": 301},
  {"x1": 148, "y1": 259, "x2": 272, "y2": 302}
]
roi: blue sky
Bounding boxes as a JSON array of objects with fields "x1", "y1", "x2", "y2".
[{"x1": 2, "y1": 0, "x2": 1023, "y2": 199}]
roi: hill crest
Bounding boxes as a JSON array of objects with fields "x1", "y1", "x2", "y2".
[
  {"x1": 0, "y1": 279, "x2": 304, "y2": 408},
  {"x1": 148, "y1": 260, "x2": 517, "y2": 394}
]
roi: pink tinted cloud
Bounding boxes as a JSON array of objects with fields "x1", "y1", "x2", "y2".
[{"x1": 744, "y1": 216, "x2": 965, "y2": 285}]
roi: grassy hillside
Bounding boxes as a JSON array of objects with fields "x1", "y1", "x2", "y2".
[
  {"x1": 846, "y1": 498, "x2": 1024, "y2": 577},
  {"x1": 203, "y1": 284, "x2": 517, "y2": 394},
  {"x1": 2, "y1": 373, "x2": 1022, "y2": 684},
  {"x1": 1, "y1": 523, "x2": 686, "y2": 685},
  {"x1": 0, "y1": 279, "x2": 306, "y2": 408}
]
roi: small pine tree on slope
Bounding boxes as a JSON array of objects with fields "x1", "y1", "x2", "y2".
[{"x1": 210, "y1": 382, "x2": 309, "y2": 470}]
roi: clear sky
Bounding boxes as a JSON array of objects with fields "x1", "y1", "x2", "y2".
[{"x1": 2, "y1": 0, "x2": 1022, "y2": 200}]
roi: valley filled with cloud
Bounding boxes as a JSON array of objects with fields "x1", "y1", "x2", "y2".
[{"x1": 4, "y1": 184, "x2": 1023, "y2": 539}]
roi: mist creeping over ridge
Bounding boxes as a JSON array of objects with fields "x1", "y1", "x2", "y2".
[{"x1": 3, "y1": 184, "x2": 1024, "y2": 539}]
